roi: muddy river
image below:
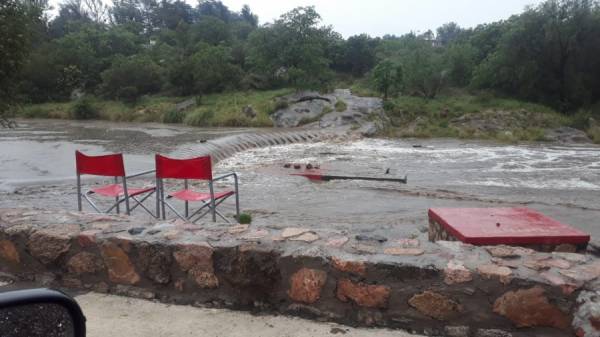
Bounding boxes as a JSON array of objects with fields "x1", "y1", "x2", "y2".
[{"x1": 1, "y1": 119, "x2": 599, "y2": 239}]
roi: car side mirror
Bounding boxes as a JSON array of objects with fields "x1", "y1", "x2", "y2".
[{"x1": 0, "y1": 288, "x2": 86, "y2": 337}]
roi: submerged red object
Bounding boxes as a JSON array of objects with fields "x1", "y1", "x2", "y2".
[
  {"x1": 291, "y1": 169, "x2": 407, "y2": 183},
  {"x1": 428, "y1": 207, "x2": 590, "y2": 246}
]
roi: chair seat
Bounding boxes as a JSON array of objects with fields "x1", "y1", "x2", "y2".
[
  {"x1": 91, "y1": 184, "x2": 155, "y2": 198},
  {"x1": 168, "y1": 189, "x2": 234, "y2": 202}
]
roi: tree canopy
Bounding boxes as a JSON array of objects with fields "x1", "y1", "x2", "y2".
[{"x1": 2, "y1": 0, "x2": 600, "y2": 114}]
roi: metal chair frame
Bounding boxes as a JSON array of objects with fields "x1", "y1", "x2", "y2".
[
  {"x1": 155, "y1": 155, "x2": 240, "y2": 223},
  {"x1": 75, "y1": 151, "x2": 157, "y2": 216}
]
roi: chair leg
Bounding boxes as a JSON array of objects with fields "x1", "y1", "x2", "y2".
[
  {"x1": 123, "y1": 177, "x2": 131, "y2": 216},
  {"x1": 161, "y1": 180, "x2": 166, "y2": 220},
  {"x1": 209, "y1": 182, "x2": 216, "y2": 222},
  {"x1": 184, "y1": 179, "x2": 189, "y2": 218},
  {"x1": 155, "y1": 178, "x2": 161, "y2": 219},
  {"x1": 77, "y1": 175, "x2": 82, "y2": 212},
  {"x1": 114, "y1": 177, "x2": 120, "y2": 214},
  {"x1": 234, "y1": 174, "x2": 240, "y2": 221}
]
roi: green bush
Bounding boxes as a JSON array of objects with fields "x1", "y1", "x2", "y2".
[
  {"x1": 117, "y1": 86, "x2": 139, "y2": 104},
  {"x1": 162, "y1": 109, "x2": 185, "y2": 123},
  {"x1": 22, "y1": 106, "x2": 50, "y2": 118},
  {"x1": 382, "y1": 100, "x2": 395, "y2": 112},
  {"x1": 274, "y1": 99, "x2": 289, "y2": 111},
  {"x1": 588, "y1": 126, "x2": 600, "y2": 143},
  {"x1": 71, "y1": 96, "x2": 99, "y2": 120},
  {"x1": 238, "y1": 213, "x2": 252, "y2": 224},
  {"x1": 221, "y1": 115, "x2": 251, "y2": 127},
  {"x1": 335, "y1": 99, "x2": 347, "y2": 112},
  {"x1": 184, "y1": 109, "x2": 215, "y2": 126}
]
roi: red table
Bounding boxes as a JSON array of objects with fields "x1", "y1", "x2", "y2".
[{"x1": 428, "y1": 207, "x2": 590, "y2": 247}]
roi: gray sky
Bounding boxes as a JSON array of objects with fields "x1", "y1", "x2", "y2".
[{"x1": 48, "y1": 0, "x2": 545, "y2": 37}]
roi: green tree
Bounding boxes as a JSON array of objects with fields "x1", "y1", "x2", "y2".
[
  {"x1": 372, "y1": 60, "x2": 394, "y2": 99},
  {"x1": 0, "y1": 0, "x2": 43, "y2": 121},
  {"x1": 101, "y1": 55, "x2": 163, "y2": 102},
  {"x1": 197, "y1": 0, "x2": 231, "y2": 22},
  {"x1": 436, "y1": 22, "x2": 464, "y2": 46},
  {"x1": 49, "y1": 0, "x2": 92, "y2": 38},
  {"x1": 401, "y1": 38, "x2": 446, "y2": 98},
  {"x1": 247, "y1": 6, "x2": 333, "y2": 89},
  {"x1": 190, "y1": 45, "x2": 241, "y2": 93},
  {"x1": 155, "y1": 0, "x2": 194, "y2": 30},
  {"x1": 444, "y1": 42, "x2": 476, "y2": 87},
  {"x1": 336, "y1": 34, "x2": 379, "y2": 76},
  {"x1": 472, "y1": 0, "x2": 600, "y2": 111},
  {"x1": 168, "y1": 44, "x2": 241, "y2": 95},
  {"x1": 240, "y1": 4, "x2": 258, "y2": 27},
  {"x1": 189, "y1": 16, "x2": 231, "y2": 45}
]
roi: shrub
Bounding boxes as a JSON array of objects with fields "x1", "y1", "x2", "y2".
[
  {"x1": 238, "y1": 213, "x2": 252, "y2": 224},
  {"x1": 335, "y1": 99, "x2": 347, "y2": 112},
  {"x1": 274, "y1": 99, "x2": 289, "y2": 111},
  {"x1": 184, "y1": 109, "x2": 215, "y2": 126},
  {"x1": 71, "y1": 96, "x2": 99, "y2": 120},
  {"x1": 221, "y1": 115, "x2": 251, "y2": 127},
  {"x1": 322, "y1": 105, "x2": 333, "y2": 114},
  {"x1": 22, "y1": 106, "x2": 50, "y2": 118},
  {"x1": 162, "y1": 109, "x2": 185, "y2": 123},
  {"x1": 382, "y1": 100, "x2": 396, "y2": 112},
  {"x1": 588, "y1": 126, "x2": 600, "y2": 143},
  {"x1": 117, "y1": 86, "x2": 139, "y2": 104}
]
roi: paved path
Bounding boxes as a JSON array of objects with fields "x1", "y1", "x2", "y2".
[{"x1": 76, "y1": 293, "x2": 423, "y2": 337}]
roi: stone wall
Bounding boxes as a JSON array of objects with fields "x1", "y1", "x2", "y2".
[{"x1": 1, "y1": 208, "x2": 599, "y2": 337}]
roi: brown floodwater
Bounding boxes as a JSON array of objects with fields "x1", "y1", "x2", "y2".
[{"x1": 1, "y1": 119, "x2": 599, "y2": 240}]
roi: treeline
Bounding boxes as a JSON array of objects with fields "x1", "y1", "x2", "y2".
[{"x1": 3, "y1": 0, "x2": 600, "y2": 114}]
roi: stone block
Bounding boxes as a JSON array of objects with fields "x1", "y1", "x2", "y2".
[
  {"x1": 287, "y1": 268, "x2": 327, "y2": 304},
  {"x1": 408, "y1": 291, "x2": 462, "y2": 321},
  {"x1": 336, "y1": 279, "x2": 390, "y2": 309},
  {"x1": 493, "y1": 286, "x2": 570, "y2": 330},
  {"x1": 100, "y1": 242, "x2": 140, "y2": 285}
]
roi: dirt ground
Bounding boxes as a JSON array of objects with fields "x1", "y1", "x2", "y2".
[{"x1": 76, "y1": 293, "x2": 423, "y2": 337}]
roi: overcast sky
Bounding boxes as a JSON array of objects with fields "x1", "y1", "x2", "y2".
[{"x1": 48, "y1": 0, "x2": 545, "y2": 37}]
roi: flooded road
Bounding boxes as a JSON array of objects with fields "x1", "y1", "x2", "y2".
[
  {"x1": 1, "y1": 119, "x2": 599, "y2": 239},
  {"x1": 0, "y1": 119, "x2": 253, "y2": 189}
]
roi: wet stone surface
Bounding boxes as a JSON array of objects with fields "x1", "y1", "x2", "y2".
[{"x1": 0, "y1": 208, "x2": 599, "y2": 336}]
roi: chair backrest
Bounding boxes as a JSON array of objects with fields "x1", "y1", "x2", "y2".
[
  {"x1": 75, "y1": 151, "x2": 126, "y2": 177},
  {"x1": 155, "y1": 154, "x2": 213, "y2": 180}
]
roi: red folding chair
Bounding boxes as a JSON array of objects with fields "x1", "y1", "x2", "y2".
[
  {"x1": 155, "y1": 154, "x2": 240, "y2": 223},
  {"x1": 75, "y1": 151, "x2": 157, "y2": 216}
]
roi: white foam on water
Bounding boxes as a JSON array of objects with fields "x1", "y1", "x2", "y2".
[
  {"x1": 218, "y1": 139, "x2": 600, "y2": 192},
  {"x1": 460, "y1": 177, "x2": 600, "y2": 190}
]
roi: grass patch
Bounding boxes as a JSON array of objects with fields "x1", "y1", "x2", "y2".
[
  {"x1": 588, "y1": 126, "x2": 600, "y2": 143},
  {"x1": 349, "y1": 77, "x2": 379, "y2": 97},
  {"x1": 380, "y1": 93, "x2": 571, "y2": 142},
  {"x1": 335, "y1": 99, "x2": 347, "y2": 112},
  {"x1": 238, "y1": 213, "x2": 252, "y2": 224},
  {"x1": 20, "y1": 102, "x2": 72, "y2": 119},
  {"x1": 162, "y1": 109, "x2": 186, "y2": 124},
  {"x1": 184, "y1": 89, "x2": 294, "y2": 127},
  {"x1": 17, "y1": 89, "x2": 293, "y2": 127}
]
